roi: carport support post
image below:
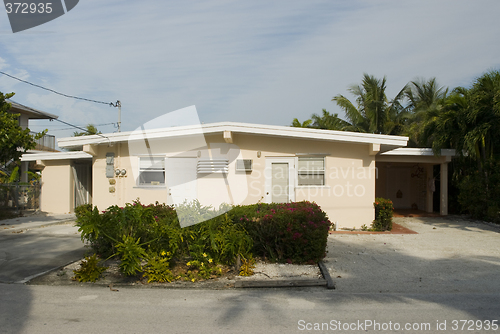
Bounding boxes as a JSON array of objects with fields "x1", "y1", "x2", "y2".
[
  {"x1": 426, "y1": 164, "x2": 433, "y2": 213},
  {"x1": 440, "y1": 162, "x2": 448, "y2": 215}
]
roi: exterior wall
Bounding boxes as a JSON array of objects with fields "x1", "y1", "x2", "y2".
[
  {"x1": 376, "y1": 162, "x2": 429, "y2": 211},
  {"x1": 87, "y1": 133, "x2": 378, "y2": 229},
  {"x1": 40, "y1": 160, "x2": 73, "y2": 213}
]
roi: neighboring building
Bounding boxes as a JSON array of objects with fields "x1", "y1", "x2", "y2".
[
  {"x1": 21, "y1": 122, "x2": 454, "y2": 229},
  {"x1": 6, "y1": 100, "x2": 58, "y2": 182}
]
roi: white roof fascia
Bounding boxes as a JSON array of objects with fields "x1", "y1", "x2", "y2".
[
  {"x1": 381, "y1": 148, "x2": 456, "y2": 156},
  {"x1": 21, "y1": 151, "x2": 93, "y2": 162},
  {"x1": 57, "y1": 122, "x2": 409, "y2": 149}
]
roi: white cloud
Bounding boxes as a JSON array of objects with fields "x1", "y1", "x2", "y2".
[{"x1": 1, "y1": 0, "x2": 499, "y2": 135}]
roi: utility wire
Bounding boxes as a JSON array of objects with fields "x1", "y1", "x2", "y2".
[
  {"x1": 13, "y1": 103, "x2": 110, "y2": 141},
  {"x1": 0, "y1": 70, "x2": 117, "y2": 106}
]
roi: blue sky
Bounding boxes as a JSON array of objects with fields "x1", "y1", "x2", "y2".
[{"x1": 1, "y1": 0, "x2": 500, "y2": 138}]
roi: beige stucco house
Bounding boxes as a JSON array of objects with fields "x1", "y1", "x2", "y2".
[{"x1": 21, "y1": 122, "x2": 454, "y2": 229}]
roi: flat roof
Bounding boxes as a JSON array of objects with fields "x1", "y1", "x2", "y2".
[
  {"x1": 57, "y1": 121, "x2": 409, "y2": 149},
  {"x1": 21, "y1": 151, "x2": 92, "y2": 162}
]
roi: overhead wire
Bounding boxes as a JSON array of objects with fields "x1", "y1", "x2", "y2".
[
  {"x1": 0, "y1": 70, "x2": 117, "y2": 141},
  {"x1": 0, "y1": 70, "x2": 116, "y2": 106}
]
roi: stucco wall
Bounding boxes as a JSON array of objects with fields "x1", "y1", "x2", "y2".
[
  {"x1": 86, "y1": 133, "x2": 377, "y2": 229},
  {"x1": 40, "y1": 160, "x2": 73, "y2": 213}
]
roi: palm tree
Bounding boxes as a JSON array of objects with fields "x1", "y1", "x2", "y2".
[
  {"x1": 332, "y1": 74, "x2": 408, "y2": 135},
  {"x1": 73, "y1": 124, "x2": 101, "y2": 137},
  {"x1": 405, "y1": 78, "x2": 449, "y2": 146},
  {"x1": 310, "y1": 109, "x2": 350, "y2": 130},
  {"x1": 291, "y1": 118, "x2": 312, "y2": 128}
]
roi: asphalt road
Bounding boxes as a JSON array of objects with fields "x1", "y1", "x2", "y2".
[
  {"x1": 0, "y1": 284, "x2": 499, "y2": 333},
  {"x1": 0, "y1": 223, "x2": 86, "y2": 283}
]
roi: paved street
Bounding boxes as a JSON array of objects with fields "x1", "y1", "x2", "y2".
[
  {"x1": 1, "y1": 284, "x2": 499, "y2": 333},
  {"x1": 0, "y1": 220, "x2": 86, "y2": 283}
]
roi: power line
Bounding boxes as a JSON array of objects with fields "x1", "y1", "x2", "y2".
[
  {"x1": 10, "y1": 102, "x2": 111, "y2": 141},
  {"x1": 0, "y1": 70, "x2": 117, "y2": 106}
]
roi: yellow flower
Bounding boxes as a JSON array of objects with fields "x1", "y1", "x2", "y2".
[
  {"x1": 201, "y1": 262, "x2": 204, "y2": 267},
  {"x1": 187, "y1": 261, "x2": 191, "y2": 266},
  {"x1": 160, "y1": 251, "x2": 166, "y2": 256},
  {"x1": 203, "y1": 253, "x2": 207, "y2": 257},
  {"x1": 191, "y1": 278, "x2": 195, "y2": 282},
  {"x1": 208, "y1": 258, "x2": 213, "y2": 263},
  {"x1": 166, "y1": 252, "x2": 171, "y2": 256}
]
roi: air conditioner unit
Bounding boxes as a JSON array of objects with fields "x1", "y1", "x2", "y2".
[{"x1": 236, "y1": 159, "x2": 253, "y2": 172}]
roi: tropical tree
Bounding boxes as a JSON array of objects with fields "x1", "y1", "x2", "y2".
[
  {"x1": 405, "y1": 78, "x2": 449, "y2": 147},
  {"x1": 291, "y1": 118, "x2": 312, "y2": 128},
  {"x1": 0, "y1": 92, "x2": 46, "y2": 167},
  {"x1": 309, "y1": 109, "x2": 350, "y2": 130},
  {"x1": 73, "y1": 124, "x2": 101, "y2": 136},
  {"x1": 332, "y1": 74, "x2": 409, "y2": 135}
]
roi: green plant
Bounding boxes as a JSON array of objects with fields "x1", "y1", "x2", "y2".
[
  {"x1": 142, "y1": 251, "x2": 174, "y2": 283},
  {"x1": 115, "y1": 235, "x2": 147, "y2": 276},
  {"x1": 239, "y1": 255, "x2": 255, "y2": 276},
  {"x1": 372, "y1": 198, "x2": 393, "y2": 231},
  {"x1": 72, "y1": 254, "x2": 108, "y2": 282},
  {"x1": 74, "y1": 204, "x2": 92, "y2": 219},
  {"x1": 232, "y1": 201, "x2": 331, "y2": 264}
]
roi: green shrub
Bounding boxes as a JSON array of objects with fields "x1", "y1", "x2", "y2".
[
  {"x1": 142, "y1": 251, "x2": 174, "y2": 283},
  {"x1": 72, "y1": 254, "x2": 108, "y2": 282},
  {"x1": 232, "y1": 201, "x2": 331, "y2": 264},
  {"x1": 74, "y1": 204, "x2": 92, "y2": 219},
  {"x1": 372, "y1": 197, "x2": 393, "y2": 231}
]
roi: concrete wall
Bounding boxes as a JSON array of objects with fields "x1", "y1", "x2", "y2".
[
  {"x1": 39, "y1": 160, "x2": 73, "y2": 213},
  {"x1": 33, "y1": 131, "x2": 381, "y2": 228}
]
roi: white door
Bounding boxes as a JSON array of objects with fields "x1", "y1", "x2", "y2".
[
  {"x1": 165, "y1": 157, "x2": 197, "y2": 205},
  {"x1": 265, "y1": 158, "x2": 295, "y2": 203}
]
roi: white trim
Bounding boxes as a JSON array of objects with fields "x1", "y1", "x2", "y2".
[
  {"x1": 381, "y1": 148, "x2": 456, "y2": 156},
  {"x1": 20, "y1": 151, "x2": 92, "y2": 161},
  {"x1": 57, "y1": 122, "x2": 409, "y2": 149}
]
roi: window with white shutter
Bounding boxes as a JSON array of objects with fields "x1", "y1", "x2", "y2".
[{"x1": 297, "y1": 157, "x2": 325, "y2": 186}]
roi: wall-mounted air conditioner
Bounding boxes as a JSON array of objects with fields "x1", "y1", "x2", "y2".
[{"x1": 236, "y1": 159, "x2": 253, "y2": 172}]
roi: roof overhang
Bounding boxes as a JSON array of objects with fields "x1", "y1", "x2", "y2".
[
  {"x1": 21, "y1": 151, "x2": 92, "y2": 162},
  {"x1": 57, "y1": 122, "x2": 409, "y2": 150},
  {"x1": 376, "y1": 148, "x2": 455, "y2": 164},
  {"x1": 7, "y1": 99, "x2": 59, "y2": 120}
]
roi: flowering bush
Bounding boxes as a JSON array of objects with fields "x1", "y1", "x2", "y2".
[
  {"x1": 231, "y1": 201, "x2": 331, "y2": 264},
  {"x1": 372, "y1": 197, "x2": 393, "y2": 231}
]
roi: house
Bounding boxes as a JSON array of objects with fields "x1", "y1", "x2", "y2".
[
  {"x1": 21, "y1": 121, "x2": 454, "y2": 229},
  {"x1": 6, "y1": 100, "x2": 58, "y2": 182}
]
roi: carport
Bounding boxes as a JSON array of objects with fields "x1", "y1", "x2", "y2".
[{"x1": 375, "y1": 148, "x2": 455, "y2": 215}]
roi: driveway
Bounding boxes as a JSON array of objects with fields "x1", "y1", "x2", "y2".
[
  {"x1": 324, "y1": 216, "x2": 500, "y2": 294},
  {"x1": 0, "y1": 215, "x2": 86, "y2": 283}
]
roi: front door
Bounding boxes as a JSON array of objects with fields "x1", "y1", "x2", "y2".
[
  {"x1": 165, "y1": 157, "x2": 197, "y2": 205},
  {"x1": 265, "y1": 158, "x2": 295, "y2": 203}
]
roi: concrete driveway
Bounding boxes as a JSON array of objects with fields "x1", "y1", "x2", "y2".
[
  {"x1": 324, "y1": 216, "x2": 500, "y2": 294},
  {"x1": 0, "y1": 215, "x2": 86, "y2": 283}
]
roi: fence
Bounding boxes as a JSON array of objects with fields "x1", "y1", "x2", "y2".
[{"x1": 0, "y1": 183, "x2": 41, "y2": 211}]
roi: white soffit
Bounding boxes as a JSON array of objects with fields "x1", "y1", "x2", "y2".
[
  {"x1": 57, "y1": 122, "x2": 409, "y2": 148},
  {"x1": 381, "y1": 148, "x2": 456, "y2": 156},
  {"x1": 21, "y1": 151, "x2": 93, "y2": 162}
]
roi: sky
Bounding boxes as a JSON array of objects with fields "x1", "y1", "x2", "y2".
[{"x1": 1, "y1": 0, "x2": 500, "y2": 139}]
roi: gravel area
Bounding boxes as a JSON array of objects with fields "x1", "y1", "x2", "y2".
[{"x1": 324, "y1": 216, "x2": 500, "y2": 293}]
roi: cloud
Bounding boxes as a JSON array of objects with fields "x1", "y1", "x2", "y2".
[{"x1": 1, "y1": 0, "x2": 499, "y2": 136}]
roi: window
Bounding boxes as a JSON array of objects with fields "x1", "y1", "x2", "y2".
[
  {"x1": 297, "y1": 157, "x2": 325, "y2": 186},
  {"x1": 138, "y1": 157, "x2": 165, "y2": 185}
]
